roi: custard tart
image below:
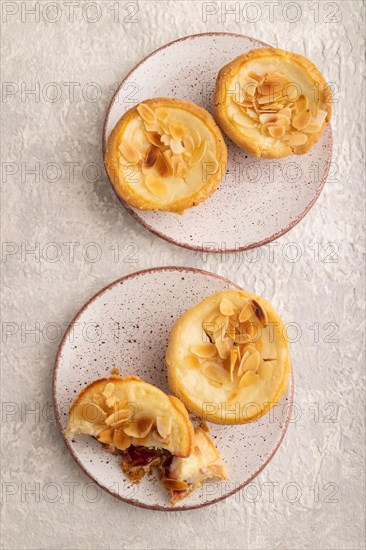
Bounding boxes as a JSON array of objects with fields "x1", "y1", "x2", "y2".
[
  {"x1": 66, "y1": 374, "x2": 226, "y2": 503},
  {"x1": 166, "y1": 290, "x2": 291, "y2": 424},
  {"x1": 104, "y1": 98, "x2": 227, "y2": 213},
  {"x1": 214, "y1": 48, "x2": 332, "y2": 158}
]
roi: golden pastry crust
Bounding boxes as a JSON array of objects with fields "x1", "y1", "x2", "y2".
[
  {"x1": 214, "y1": 48, "x2": 332, "y2": 158},
  {"x1": 104, "y1": 98, "x2": 227, "y2": 214},
  {"x1": 158, "y1": 427, "x2": 226, "y2": 505},
  {"x1": 166, "y1": 290, "x2": 291, "y2": 424},
  {"x1": 66, "y1": 375, "x2": 194, "y2": 458}
]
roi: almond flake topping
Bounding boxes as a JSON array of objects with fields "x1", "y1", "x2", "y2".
[
  {"x1": 202, "y1": 363, "x2": 230, "y2": 385},
  {"x1": 231, "y1": 69, "x2": 328, "y2": 149},
  {"x1": 161, "y1": 478, "x2": 189, "y2": 491},
  {"x1": 184, "y1": 355, "x2": 201, "y2": 369},
  {"x1": 105, "y1": 408, "x2": 133, "y2": 427},
  {"x1": 156, "y1": 416, "x2": 172, "y2": 439},
  {"x1": 79, "y1": 402, "x2": 107, "y2": 423},
  {"x1": 219, "y1": 297, "x2": 235, "y2": 316},
  {"x1": 123, "y1": 417, "x2": 154, "y2": 438},
  {"x1": 190, "y1": 342, "x2": 217, "y2": 358},
  {"x1": 239, "y1": 371, "x2": 259, "y2": 389},
  {"x1": 192, "y1": 295, "x2": 281, "y2": 392},
  {"x1": 119, "y1": 140, "x2": 140, "y2": 164},
  {"x1": 137, "y1": 103, "x2": 156, "y2": 124}
]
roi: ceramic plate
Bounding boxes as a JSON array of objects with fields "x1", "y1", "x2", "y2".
[
  {"x1": 103, "y1": 32, "x2": 332, "y2": 253},
  {"x1": 54, "y1": 267, "x2": 294, "y2": 511}
]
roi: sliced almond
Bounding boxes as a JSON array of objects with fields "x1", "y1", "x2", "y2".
[
  {"x1": 259, "y1": 102, "x2": 284, "y2": 113},
  {"x1": 286, "y1": 133, "x2": 308, "y2": 146},
  {"x1": 258, "y1": 361, "x2": 274, "y2": 382},
  {"x1": 102, "y1": 382, "x2": 115, "y2": 398},
  {"x1": 143, "y1": 120, "x2": 160, "y2": 132},
  {"x1": 113, "y1": 428, "x2": 131, "y2": 450},
  {"x1": 161, "y1": 478, "x2": 189, "y2": 491},
  {"x1": 248, "y1": 71, "x2": 265, "y2": 85},
  {"x1": 137, "y1": 103, "x2": 156, "y2": 124},
  {"x1": 283, "y1": 85, "x2": 299, "y2": 101},
  {"x1": 189, "y1": 139, "x2": 207, "y2": 166},
  {"x1": 144, "y1": 175, "x2": 168, "y2": 198},
  {"x1": 97, "y1": 427, "x2": 114, "y2": 445},
  {"x1": 190, "y1": 342, "x2": 217, "y2": 359},
  {"x1": 268, "y1": 125, "x2": 286, "y2": 139},
  {"x1": 244, "y1": 82, "x2": 257, "y2": 97},
  {"x1": 152, "y1": 429, "x2": 170, "y2": 445},
  {"x1": 292, "y1": 110, "x2": 312, "y2": 130},
  {"x1": 162, "y1": 151, "x2": 175, "y2": 177},
  {"x1": 246, "y1": 107, "x2": 259, "y2": 120},
  {"x1": 237, "y1": 350, "x2": 249, "y2": 377},
  {"x1": 79, "y1": 402, "x2": 107, "y2": 423},
  {"x1": 144, "y1": 145, "x2": 158, "y2": 168},
  {"x1": 123, "y1": 417, "x2": 153, "y2": 438},
  {"x1": 183, "y1": 355, "x2": 201, "y2": 369},
  {"x1": 155, "y1": 151, "x2": 173, "y2": 178},
  {"x1": 105, "y1": 408, "x2": 133, "y2": 427},
  {"x1": 211, "y1": 315, "x2": 230, "y2": 342},
  {"x1": 215, "y1": 338, "x2": 231, "y2": 360},
  {"x1": 170, "y1": 139, "x2": 185, "y2": 155},
  {"x1": 229, "y1": 348, "x2": 238, "y2": 381},
  {"x1": 303, "y1": 109, "x2": 327, "y2": 133},
  {"x1": 118, "y1": 140, "x2": 140, "y2": 164},
  {"x1": 105, "y1": 395, "x2": 119, "y2": 408},
  {"x1": 239, "y1": 371, "x2": 259, "y2": 389},
  {"x1": 155, "y1": 108, "x2": 169, "y2": 123},
  {"x1": 297, "y1": 95, "x2": 309, "y2": 111},
  {"x1": 251, "y1": 300, "x2": 268, "y2": 325},
  {"x1": 257, "y1": 93, "x2": 283, "y2": 105},
  {"x1": 169, "y1": 122, "x2": 186, "y2": 141},
  {"x1": 277, "y1": 107, "x2": 292, "y2": 119},
  {"x1": 156, "y1": 416, "x2": 172, "y2": 439},
  {"x1": 233, "y1": 110, "x2": 258, "y2": 128},
  {"x1": 238, "y1": 301, "x2": 252, "y2": 323},
  {"x1": 259, "y1": 113, "x2": 290, "y2": 125},
  {"x1": 241, "y1": 349, "x2": 261, "y2": 374},
  {"x1": 161, "y1": 134, "x2": 171, "y2": 146},
  {"x1": 146, "y1": 131, "x2": 163, "y2": 147},
  {"x1": 219, "y1": 297, "x2": 235, "y2": 316},
  {"x1": 202, "y1": 363, "x2": 230, "y2": 384}
]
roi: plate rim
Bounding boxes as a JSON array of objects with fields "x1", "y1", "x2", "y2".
[
  {"x1": 102, "y1": 32, "x2": 333, "y2": 254},
  {"x1": 53, "y1": 266, "x2": 294, "y2": 511}
]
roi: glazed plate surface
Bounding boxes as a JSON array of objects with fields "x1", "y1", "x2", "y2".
[
  {"x1": 103, "y1": 33, "x2": 332, "y2": 252},
  {"x1": 54, "y1": 267, "x2": 294, "y2": 510}
]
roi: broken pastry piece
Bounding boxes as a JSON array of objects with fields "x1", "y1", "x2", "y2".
[
  {"x1": 104, "y1": 97, "x2": 227, "y2": 213},
  {"x1": 214, "y1": 48, "x2": 332, "y2": 157},
  {"x1": 166, "y1": 290, "x2": 291, "y2": 424},
  {"x1": 66, "y1": 375, "x2": 226, "y2": 504},
  {"x1": 161, "y1": 427, "x2": 227, "y2": 505}
]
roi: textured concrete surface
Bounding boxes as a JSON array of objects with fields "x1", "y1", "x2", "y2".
[{"x1": 1, "y1": 1, "x2": 365, "y2": 549}]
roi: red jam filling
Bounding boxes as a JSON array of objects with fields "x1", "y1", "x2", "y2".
[{"x1": 123, "y1": 446, "x2": 160, "y2": 467}]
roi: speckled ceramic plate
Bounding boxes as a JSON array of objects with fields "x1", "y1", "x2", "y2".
[
  {"x1": 103, "y1": 33, "x2": 332, "y2": 253},
  {"x1": 54, "y1": 267, "x2": 294, "y2": 511}
]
